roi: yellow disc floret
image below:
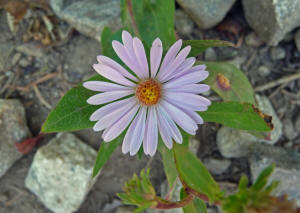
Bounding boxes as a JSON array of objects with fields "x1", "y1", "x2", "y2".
[{"x1": 136, "y1": 79, "x2": 161, "y2": 106}]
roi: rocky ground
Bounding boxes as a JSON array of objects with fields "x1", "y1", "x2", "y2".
[{"x1": 0, "y1": 0, "x2": 300, "y2": 213}]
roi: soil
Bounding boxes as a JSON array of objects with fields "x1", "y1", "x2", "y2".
[{"x1": 0, "y1": 2, "x2": 299, "y2": 213}]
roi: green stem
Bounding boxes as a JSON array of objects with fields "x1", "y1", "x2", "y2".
[{"x1": 153, "y1": 194, "x2": 194, "y2": 209}]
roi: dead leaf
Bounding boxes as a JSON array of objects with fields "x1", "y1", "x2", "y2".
[{"x1": 4, "y1": 0, "x2": 28, "y2": 23}]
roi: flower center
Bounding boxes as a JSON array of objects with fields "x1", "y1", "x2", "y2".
[{"x1": 136, "y1": 79, "x2": 161, "y2": 106}]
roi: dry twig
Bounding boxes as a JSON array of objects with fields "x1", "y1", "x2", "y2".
[
  {"x1": 255, "y1": 72, "x2": 300, "y2": 92},
  {"x1": 33, "y1": 84, "x2": 51, "y2": 109}
]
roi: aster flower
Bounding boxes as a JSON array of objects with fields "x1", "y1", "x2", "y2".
[{"x1": 83, "y1": 31, "x2": 211, "y2": 157}]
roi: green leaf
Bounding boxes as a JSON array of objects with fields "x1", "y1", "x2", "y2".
[
  {"x1": 101, "y1": 27, "x2": 123, "y2": 63},
  {"x1": 93, "y1": 133, "x2": 124, "y2": 177},
  {"x1": 174, "y1": 144, "x2": 221, "y2": 203},
  {"x1": 201, "y1": 61, "x2": 256, "y2": 104},
  {"x1": 42, "y1": 28, "x2": 124, "y2": 133},
  {"x1": 199, "y1": 102, "x2": 272, "y2": 132},
  {"x1": 158, "y1": 139, "x2": 177, "y2": 190},
  {"x1": 252, "y1": 164, "x2": 275, "y2": 191},
  {"x1": 183, "y1": 40, "x2": 234, "y2": 57},
  {"x1": 180, "y1": 188, "x2": 207, "y2": 213},
  {"x1": 121, "y1": 0, "x2": 176, "y2": 48},
  {"x1": 238, "y1": 175, "x2": 249, "y2": 191}
]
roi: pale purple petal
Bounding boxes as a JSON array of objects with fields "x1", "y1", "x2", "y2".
[
  {"x1": 158, "y1": 46, "x2": 191, "y2": 82},
  {"x1": 102, "y1": 104, "x2": 139, "y2": 141},
  {"x1": 164, "y1": 91, "x2": 211, "y2": 106},
  {"x1": 158, "y1": 39, "x2": 182, "y2": 74},
  {"x1": 150, "y1": 38, "x2": 163, "y2": 77},
  {"x1": 83, "y1": 81, "x2": 131, "y2": 92},
  {"x1": 143, "y1": 107, "x2": 158, "y2": 156},
  {"x1": 112, "y1": 40, "x2": 144, "y2": 79},
  {"x1": 179, "y1": 108, "x2": 204, "y2": 124},
  {"x1": 122, "y1": 107, "x2": 147, "y2": 155},
  {"x1": 97, "y1": 55, "x2": 138, "y2": 81},
  {"x1": 87, "y1": 90, "x2": 133, "y2": 105},
  {"x1": 93, "y1": 64, "x2": 135, "y2": 87},
  {"x1": 92, "y1": 98, "x2": 137, "y2": 131},
  {"x1": 168, "y1": 57, "x2": 195, "y2": 80},
  {"x1": 133, "y1": 37, "x2": 149, "y2": 78},
  {"x1": 166, "y1": 84, "x2": 210, "y2": 94},
  {"x1": 160, "y1": 100, "x2": 197, "y2": 135},
  {"x1": 157, "y1": 105, "x2": 182, "y2": 144},
  {"x1": 189, "y1": 64, "x2": 206, "y2": 72},
  {"x1": 164, "y1": 71, "x2": 209, "y2": 89},
  {"x1": 157, "y1": 112, "x2": 173, "y2": 149},
  {"x1": 90, "y1": 97, "x2": 135, "y2": 121}
]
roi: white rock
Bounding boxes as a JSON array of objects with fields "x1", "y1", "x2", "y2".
[
  {"x1": 177, "y1": 0, "x2": 236, "y2": 29},
  {"x1": 0, "y1": 99, "x2": 31, "y2": 178},
  {"x1": 204, "y1": 158, "x2": 231, "y2": 175},
  {"x1": 250, "y1": 144, "x2": 300, "y2": 206},
  {"x1": 175, "y1": 9, "x2": 194, "y2": 36},
  {"x1": 242, "y1": 0, "x2": 300, "y2": 46},
  {"x1": 25, "y1": 133, "x2": 98, "y2": 213},
  {"x1": 50, "y1": 0, "x2": 121, "y2": 41}
]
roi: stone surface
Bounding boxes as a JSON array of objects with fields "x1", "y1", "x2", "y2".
[
  {"x1": 175, "y1": 9, "x2": 194, "y2": 36},
  {"x1": 189, "y1": 136, "x2": 201, "y2": 155},
  {"x1": 295, "y1": 29, "x2": 300, "y2": 52},
  {"x1": 295, "y1": 114, "x2": 300, "y2": 134},
  {"x1": 204, "y1": 158, "x2": 231, "y2": 175},
  {"x1": 115, "y1": 206, "x2": 135, "y2": 213},
  {"x1": 245, "y1": 32, "x2": 264, "y2": 47},
  {"x1": 257, "y1": 65, "x2": 271, "y2": 77},
  {"x1": 249, "y1": 144, "x2": 300, "y2": 205},
  {"x1": 270, "y1": 47, "x2": 286, "y2": 61},
  {"x1": 25, "y1": 133, "x2": 97, "y2": 213},
  {"x1": 204, "y1": 48, "x2": 217, "y2": 61},
  {"x1": 217, "y1": 126, "x2": 257, "y2": 158},
  {"x1": 217, "y1": 95, "x2": 282, "y2": 158},
  {"x1": 176, "y1": 0, "x2": 236, "y2": 29},
  {"x1": 50, "y1": 0, "x2": 121, "y2": 41},
  {"x1": 0, "y1": 41, "x2": 15, "y2": 71},
  {"x1": 242, "y1": 0, "x2": 300, "y2": 46},
  {"x1": 0, "y1": 99, "x2": 31, "y2": 178},
  {"x1": 283, "y1": 117, "x2": 297, "y2": 140}
]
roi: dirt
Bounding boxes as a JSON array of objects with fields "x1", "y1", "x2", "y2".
[{"x1": 0, "y1": 2, "x2": 300, "y2": 213}]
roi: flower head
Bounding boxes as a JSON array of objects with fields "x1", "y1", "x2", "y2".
[{"x1": 83, "y1": 31, "x2": 211, "y2": 156}]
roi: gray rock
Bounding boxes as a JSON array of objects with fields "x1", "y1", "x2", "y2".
[
  {"x1": 295, "y1": 29, "x2": 300, "y2": 52},
  {"x1": 175, "y1": 9, "x2": 194, "y2": 36},
  {"x1": 204, "y1": 48, "x2": 217, "y2": 61},
  {"x1": 249, "y1": 144, "x2": 300, "y2": 205},
  {"x1": 189, "y1": 136, "x2": 200, "y2": 155},
  {"x1": 283, "y1": 117, "x2": 297, "y2": 140},
  {"x1": 217, "y1": 126, "x2": 257, "y2": 158},
  {"x1": 204, "y1": 158, "x2": 231, "y2": 175},
  {"x1": 25, "y1": 133, "x2": 98, "y2": 213},
  {"x1": 217, "y1": 95, "x2": 282, "y2": 158},
  {"x1": 270, "y1": 47, "x2": 286, "y2": 61},
  {"x1": 0, "y1": 42, "x2": 15, "y2": 71},
  {"x1": 295, "y1": 114, "x2": 300, "y2": 134},
  {"x1": 257, "y1": 65, "x2": 271, "y2": 77},
  {"x1": 176, "y1": 0, "x2": 236, "y2": 29},
  {"x1": 242, "y1": 0, "x2": 300, "y2": 46},
  {"x1": 50, "y1": 0, "x2": 121, "y2": 41},
  {"x1": 0, "y1": 99, "x2": 31, "y2": 178},
  {"x1": 19, "y1": 58, "x2": 31, "y2": 67},
  {"x1": 245, "y1": 32, "x2": 264, "y2": 47},
  {"x1": 227, "y1": 56, "x2": 246, "y2": 69}
]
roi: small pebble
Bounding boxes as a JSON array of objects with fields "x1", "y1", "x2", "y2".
[
  {"x1": 11, "y1": 53, "x2": 22, "y2": 66},
  {"x1": 283, "y1": 117, "x2": 297, "y2": 140},
  {"x1": 270, "y1": 46, "x2": 286, "y2": 61},
  {"x1": 294, "y1": 29, "x2": 300, "y2": 52},
  {"x1": 204, "y1": 48, "x2": 217, "y2": 61},
  {"x1": 245, "y1": 32, "x2": 264, "y2": 47},
  {"x1": 19, "y1": 58, "x2": 31, "y2": 67},
  {"x1": 203, "y1": 158, "x2": 231, "y2": 175},
  {"x1": 257, "y1": 65, "x2": 271, "y2": 77}
]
